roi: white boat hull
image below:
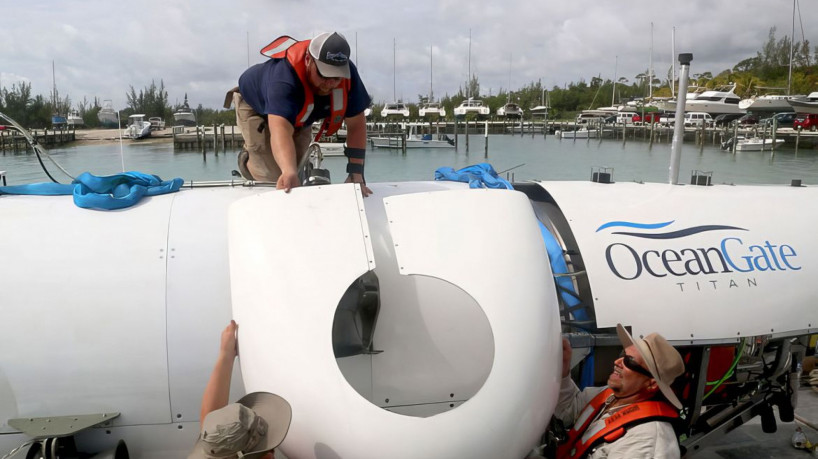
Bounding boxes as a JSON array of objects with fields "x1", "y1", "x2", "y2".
[
  {"x1": 735, "y1": 138, "x2": 785, "y2": 151},
  {"x1": 558, "y1": 129, "x2": 598, "y2": 139}
]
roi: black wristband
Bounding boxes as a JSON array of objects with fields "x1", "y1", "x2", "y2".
[
  {"x1": 344, "y1": 147, "x2": 366, "y2": 159},
  {"x1": 346, "y1": 162, "x2": 364, "y2": 175}
]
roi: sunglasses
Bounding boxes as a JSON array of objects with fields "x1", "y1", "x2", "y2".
[{"x1": 619, "y1": 350, "x2": 653, "y2": 378}]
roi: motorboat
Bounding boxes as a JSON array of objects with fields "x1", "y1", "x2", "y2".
[
  {"x1": 97, "y1": 100, "x2": 119, "y2": 128},
  {"x1": 739, "y1": 94, "x2": 805, "y2": 113},
  {"x1": 125, "y1": 114, "x2": 152, "y2": 140},
  {"x1": 683, "y1": 84, "x2": 745, "y2": 115},
  {"x1": 380, "y1": 102, "x2": 410, "y2": 119},
  {"x1": 557, "y1": 127, "x2": 598, "y2": 139},
  {"x1": 370, "y1": 124, "x2": 454, "y2": 148},
  {"x1": 67, "y1": 110, "x2": 84, "y2": 127},
  {"x1": 418, "y1": 102, "x2": 445, "y2": 118},
  {"x1": 496, "y1": 102, "x2": 522, "y2": 118},
  {"x1": 529, "y1": 105, "x2": 549, "y2": 117},
  {"x1": 173, "y1": 94, "x2": 197, "y2": 127},
  {"x1": 453, "y1": 98, "x2": 489, "y2": 118},
  {"x1": 721, "y1": 136, "x2": 785, "y2": 151},
  {"x1": 787, "y1": 92, "x2": 818, "y2": 115}
]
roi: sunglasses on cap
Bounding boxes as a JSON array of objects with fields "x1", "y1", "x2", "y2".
[{"x1": 619, "y1": 350, "x2": 653, "y2": 378}]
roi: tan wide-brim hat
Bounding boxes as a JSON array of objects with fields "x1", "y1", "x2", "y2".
[
  {"x1": 189, "y1": 392, "x2": 292, "y2": 459},
  {"x1": 617, "y1": 323, "x2": 685, "y2": 409}
]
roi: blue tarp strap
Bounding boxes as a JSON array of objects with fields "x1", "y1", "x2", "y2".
[
  {"x1": 434, "y1": 163, "x2": 513, "y2": 190},
  {"x1": 434, "y1": 163, "x2": 586, "y2": 320},
  {"x1": 0, "y1": 171, "x2": 184, "y2": 210}
]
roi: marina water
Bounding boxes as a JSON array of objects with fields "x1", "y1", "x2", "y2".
[{"x1": 2, "y1": 134, "x2": 817, "y2": 186}]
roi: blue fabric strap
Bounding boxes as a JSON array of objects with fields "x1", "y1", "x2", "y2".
[
  {"x1": 434, "y1": 162, "x2": 586, "y2": 320},
  {"x1": 0, "y1": 171, "x2": 184, "y2": 210},
  {"x1": 433, "y1": 163, "x2": 513, "y2": 190}
]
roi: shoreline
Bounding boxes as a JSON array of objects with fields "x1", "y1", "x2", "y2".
[{"x1": 73, "y1": 128, "x2": 175, "y2": 147}]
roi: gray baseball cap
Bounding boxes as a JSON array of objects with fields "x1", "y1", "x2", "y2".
[
  {"x1": 308, "y1": 32, "x2": 351, "y2": 79},
  {"x1": 189, "y1": 392, "x2": 291, "y2": 459}
]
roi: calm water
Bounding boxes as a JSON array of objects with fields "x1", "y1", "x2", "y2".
[{"x1": 2, "y1": 134, "x2": 817, "y2": 186}]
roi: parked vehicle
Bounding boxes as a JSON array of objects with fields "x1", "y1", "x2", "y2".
[
  {"x1": 683, "y1": 112, "x2": 713, "y2": 127},
  {"x1": 641, "y1": 112, "x2": 663, "y2": 124},
  {"x1": 793, "y1": 113, "x2": 818, "y2": 131},
  {"x1": 605, "y1": 112, "x2": 638, "y2": 124},
  {"x1": 737, "y1": 114, "x2": 760, "y2": 125},
  {"x1": 713, "y1": 113, "x2": 744, "y2": 127},
  {"x1": 764, "y1": 112, "x2": 797, "y2": 128}
]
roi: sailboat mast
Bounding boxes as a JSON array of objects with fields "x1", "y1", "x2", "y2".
[
  {"x1": 468, "y1": 29, "x2": 472, "y2": 99},
  {"x1": 430, "y1": 45, "x2": 433, "y2": 102},
  {"x1": 507, "y1": 53, "x2": 512, "y2": 103},
  {"x1": 52, "y1": 60, "x2": 57, "y2": 109},
  {"x1": 649, "y1": 22, "x2": 654, "y2": 100},
  {"x1": 787, "y1": 0, "x2": 795, "y2": 95},
  {"x1": 393, "y1": 38, "x2": 396, "y2": 101},
  {"x1": 671, "y1": 27, "x2": 676, "y2": 99},
  {"x1": 612, "y1": 56, "x2": 618, "y2": 106}
]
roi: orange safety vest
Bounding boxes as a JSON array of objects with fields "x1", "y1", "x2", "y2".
[
  {"x1": 556, "y1": 388, "x2": 679, "y2": 459},
  {"x1": 260, "y1": 35, "x2": 350, "y2": 141}
]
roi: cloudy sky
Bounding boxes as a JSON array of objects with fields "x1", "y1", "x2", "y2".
[{"x1": 2, "y1": 0, "x2": 816, "y2": 112}]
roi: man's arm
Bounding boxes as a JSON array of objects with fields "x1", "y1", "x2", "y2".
[
  {"x1": 268, "y1": 114, "x2": 299, "y2": 192},
  {"x1": 343, "y1": 113, "x2": 372, "y2": 197},
  {"x1": 200, "y1": 320, "x2": 239, "y2": 423}
]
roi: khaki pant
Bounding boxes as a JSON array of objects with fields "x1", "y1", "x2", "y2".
[{"x1": 228, "y1": 88, "x2": 312, "y2": 182}]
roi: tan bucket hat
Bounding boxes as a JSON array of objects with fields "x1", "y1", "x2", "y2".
[
  {"x1": 617, "y1": 324, "x2": 685, "y2": 409},
  {"x1": 189, "y1": 392, "x2": 292, "y2": 459}
]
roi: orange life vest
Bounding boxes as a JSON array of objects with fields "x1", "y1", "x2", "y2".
[
  {"x1": 556, "y1": 388, "x2": 679, "y2": 459},
  {"x1": 260, "y1": 36, "x2": 350, "y2": 141}
]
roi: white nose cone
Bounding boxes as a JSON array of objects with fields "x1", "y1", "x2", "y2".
[{"x1": 228, "y1": 182, "x2": 563, "y2": 459}]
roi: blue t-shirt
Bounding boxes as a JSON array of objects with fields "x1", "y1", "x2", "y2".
[{"x1": 238, "y1": 57, "x2": 370, "y2": 127}]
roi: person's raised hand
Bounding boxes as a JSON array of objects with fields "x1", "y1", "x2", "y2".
[{"x1": 220, "y1": 320, "x2": 239, "y2": 360}]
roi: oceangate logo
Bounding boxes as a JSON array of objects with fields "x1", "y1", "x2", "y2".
[{"x1": 597, "y1": 220, "x2": 801, "y2": 284}]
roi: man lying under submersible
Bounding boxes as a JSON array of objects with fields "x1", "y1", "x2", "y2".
[{"x1": 553, "y1": 324, "x2": 685, "y2": 459}]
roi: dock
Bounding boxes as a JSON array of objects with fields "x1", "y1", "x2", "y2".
[
  {"x1": 0, "y1": 126, "x2": 76, "y2": 152},
  {"x1": 172, "y1": 125, "x2": 244, "y2": 151}
]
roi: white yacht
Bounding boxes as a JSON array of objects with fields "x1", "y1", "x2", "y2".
[
  {"x1": 173, "y1": 94, "x2": 197, "y2": 127},
  {"x1": 496, "y1": 102, "x2": 522, "y2": 118},
  {"x1": 380, "y1": 103, "x2": 410, "y2": 118},
  {"x1": 453, "y1": 98, "x2": 489, "y2": 118},
  {"x1": 97, "y1": 100, "x2": 118, "y2": 128},
  {"x1": 788, "y1": 92, "x2": 818, "y2": 115},
  {"x1": 683, "y1": 84, "x2": 744, "y2": 115},
  {"x1": 419, "y1": 102, "x2": 446, "y2": 118},
  {"x1": 66, "y1": 110, "x2": 84, "y2": 127},
  {"x1": 739, "y1": 94, "x2": 804, "y2": 113}
]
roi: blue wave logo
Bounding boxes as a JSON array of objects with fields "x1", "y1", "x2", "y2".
[{"x1": 596, "y1": 220, "x2": 747, "y2": 239}]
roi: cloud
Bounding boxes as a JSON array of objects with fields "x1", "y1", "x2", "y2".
[{"x1": 3, "y1": 0, "x2": 814, "y2": 111}]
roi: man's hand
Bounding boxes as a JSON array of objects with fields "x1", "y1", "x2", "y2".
[
  {"x1": 345, "y1": 173, "x2": 372, "y2": 197},
  {"x1": 562, "y1": 337, "x2": 572, "y2": 378},
  {"x1": 277, "y1": 171, "x2": 301, "y2": 192}
]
